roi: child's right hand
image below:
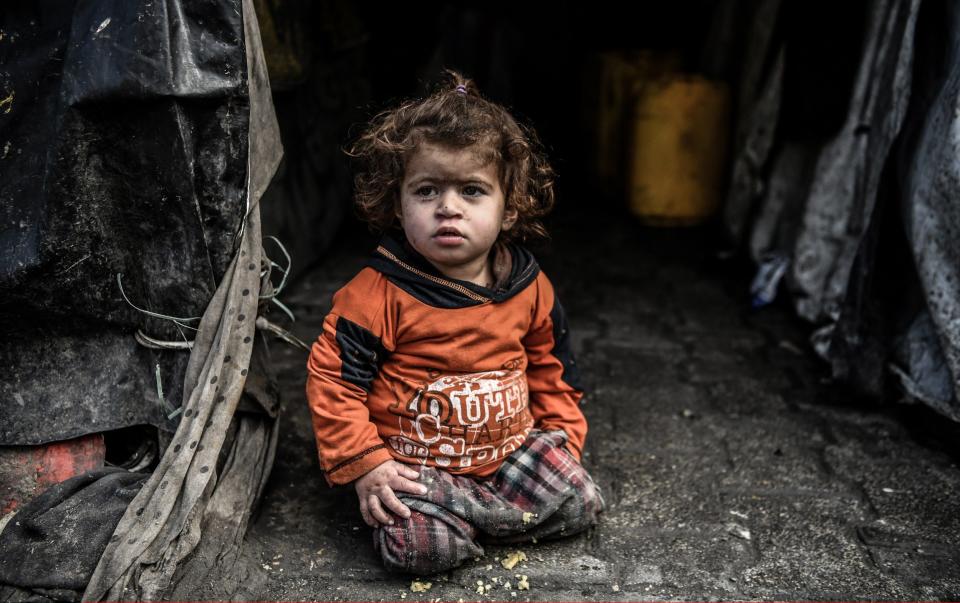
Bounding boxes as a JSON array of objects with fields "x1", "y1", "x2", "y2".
[{"x1": 354, "y1": 459, "x2": 428, "y2": 528}]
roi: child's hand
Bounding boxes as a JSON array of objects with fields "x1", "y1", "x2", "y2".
[{"x1": 354, "y1": 459, "x2": 428, "y2": 528}]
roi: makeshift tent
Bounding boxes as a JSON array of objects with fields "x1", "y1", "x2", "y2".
[{"x1": 0, "y1": 0, "x2": 284, "y2": 599}]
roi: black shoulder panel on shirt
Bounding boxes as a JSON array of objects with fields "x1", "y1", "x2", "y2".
[
  {"x1": 549, "y1": 297, "x2": 584, "y2": 394},
  {"x1": 335, "y1": 316, "x2": 387, "y2": 393}
]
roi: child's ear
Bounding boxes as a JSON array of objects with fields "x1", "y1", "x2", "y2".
[
  {"x1": 502, "y1": 206, "x2": 518, "y2": 231},
  {"x1": 393, "y1": 194, "x2": 404, "y2": 223}
]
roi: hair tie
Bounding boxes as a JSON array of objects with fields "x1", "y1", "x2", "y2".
[{"x1": 455, "y1": 84, "x2": 468, "y2": 95}]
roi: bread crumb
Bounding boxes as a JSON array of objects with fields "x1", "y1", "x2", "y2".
[
  {"x1": 521, "y1": 512, "x2": 536, "y2": 524},
  {"x1": 410, "y1": 581, "x2": 432, "y2": 593},
  {"x1": 613, "y1": 584, "x2": 620, "y2": 592},
  {"x1": 517, "y1": 575, "x2": 530, "y2": 590},
  {"x1": 501, "y1": 551, "x2": 527, "y2": 570}
]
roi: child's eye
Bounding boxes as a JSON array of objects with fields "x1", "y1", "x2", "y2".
[
  {"x1": 415, "y1": 185, "x2": 437, "y2": 197},
  {"x1": 462, "y1": 185, "x2": 485, "y2": 197}
]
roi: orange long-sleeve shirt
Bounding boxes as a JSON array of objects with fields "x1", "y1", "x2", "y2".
[{"x1": 305, "y1": 235, "x2": 585, "y2": 485}]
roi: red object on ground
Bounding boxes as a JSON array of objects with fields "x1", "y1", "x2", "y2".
[{"x1": 0, "y1": 433, "x2": 105, "y2": 515}]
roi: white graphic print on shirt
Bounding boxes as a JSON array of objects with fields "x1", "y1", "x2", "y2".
[{"x1": 386, "y1": 369, "x2": 533, "y2": 470}]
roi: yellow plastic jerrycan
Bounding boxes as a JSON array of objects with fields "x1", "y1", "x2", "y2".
[
  {"x1": 627, "y1": 75, "x2": 730, "y2": 226},
  {"x1": 593, "y1": 51, "x2": 682, "y2": 197}
]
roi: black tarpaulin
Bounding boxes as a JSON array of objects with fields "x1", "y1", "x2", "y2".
[{"x1": 0, "y1": 0, "x2": 249, "y2": 445}]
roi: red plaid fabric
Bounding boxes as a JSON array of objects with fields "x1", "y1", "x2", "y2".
[{"x1": 374, "y1": 430, "x2": 604, "y2": 575}]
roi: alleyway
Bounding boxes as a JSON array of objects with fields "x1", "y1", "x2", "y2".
[{"x1": 233, "y1": 207, "x2": 960, "y2": 601}]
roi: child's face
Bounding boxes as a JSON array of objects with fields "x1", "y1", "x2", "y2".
[{"x1": 399, "y1": 142, "x2": 517, "y2": 281}]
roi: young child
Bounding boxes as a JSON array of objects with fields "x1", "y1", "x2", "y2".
[{"x1": 305, "y1": 72, "x2": 603, "y2": 575}]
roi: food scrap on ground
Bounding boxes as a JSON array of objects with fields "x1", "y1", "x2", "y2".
[
  {"x1": 410, "y1": 580, "x2": 432, "y2": 592},
  {"x1": 501, "y1": 550, "x2": 527, "y2": 570},
  {"x1": 517, "y1": 574, "x2": 530, "y2": 590}
]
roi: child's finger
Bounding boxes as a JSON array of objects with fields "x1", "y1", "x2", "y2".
[
  {"x1": 393, "y1": 477, "x2": 429, "y2": 496},
  {"x1": 359, "y1": 497, "x2": 378, "y2": 528},
  {"x1": 378, "y1": 488, "x2": 412, "y2": 520},
  {"x1": 394, "y1": 464, "x2": 421, "y2": 480},
  {"x1": 368, "y1": 494, "x2": 395, "y2": 525}
]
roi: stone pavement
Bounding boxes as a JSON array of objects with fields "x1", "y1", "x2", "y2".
[{"x1": 223, "y1": 209, "x2": 960, "y2": 601}]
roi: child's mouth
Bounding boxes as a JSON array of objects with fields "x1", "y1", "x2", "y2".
[{"x1": 433, "y1": 228, "x2": 465, "y2": 246}]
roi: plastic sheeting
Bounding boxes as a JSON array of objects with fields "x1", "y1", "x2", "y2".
[
  {"x1": 0, "y1": 0, "x2": 249, "y2": 444},
  {"x1": 887, "y1": 0, "x2": 960, "y2": 418},
  {"x1": 790, "y1": 0, "x2": 920, "y2": 324},
  {"x1": 725, "y1": 0, "x2": 960, "y2": 418}
]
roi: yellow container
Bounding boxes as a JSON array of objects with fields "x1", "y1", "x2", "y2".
[
  {"x1": 627, "y1": 75, "x2": 730, "y2": 226},
  {"x1": 592, "y1": 51, "x2": 682, "y2": 197}
]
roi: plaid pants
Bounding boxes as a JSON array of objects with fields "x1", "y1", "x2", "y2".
[{"x1": 374, "y1": 430, "x2": 605, "y2": 575}]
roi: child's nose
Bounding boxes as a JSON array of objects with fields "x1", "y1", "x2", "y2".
[{"x1": 436, "y1": 191, "x2": 463, "y2": 216}]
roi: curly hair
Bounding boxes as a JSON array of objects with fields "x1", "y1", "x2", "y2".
[{"x1": 347, "y1": 70, "x2": 556, "y2": 243}]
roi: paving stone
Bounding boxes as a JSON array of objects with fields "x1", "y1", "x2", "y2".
[
  {"x1": 591, "y1": 382, "x2": 711, "y2": 418},
  {"x1": 682, "y1": 346, "x2": 758, "y2": 384},
  {"x1": 825, "y1": 441, "x2": 960, "y2": 545},
  {"x1": 672, "y1": 301, "x2": 753, "y2": 336},
  {"x1": 706, "y1": 379, "x2": 793, "y2": 417},
  {"x1": 714, "y1": 415, "x2": 841, "y2": 493},
  {"x1": 677, "y1": 327, "x2": 769, "y2": 354},
  {"x1": 588, "y1": 418, "x2": 733, "y2": 531},
  {"x1": 600, "y1": 327, "x2": 685, "y2": 355},
  {"x1": 593, "y1": 284, "x2": 678, "y2": 317},
  {"x1": 864, "y1": 544, "x2": 960, "y2": 597},
  {"x1": 598, "y1": 524, "x2": 756, "y2": 595},
  {"x1": 715, "y1": 493, "x2": 902, "y2": 599},
  {"x1": 594, "y1": 344, "x2": 686, "y2": 387}
]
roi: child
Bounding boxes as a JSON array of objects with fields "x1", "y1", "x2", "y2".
[{"x1": 305, "y1": 71, "x2": 603, "y2": 575}]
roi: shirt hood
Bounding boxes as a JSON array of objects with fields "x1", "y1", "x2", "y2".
[{"x1": 366, "y1": 233, "x2": 540, "y2": 308}]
